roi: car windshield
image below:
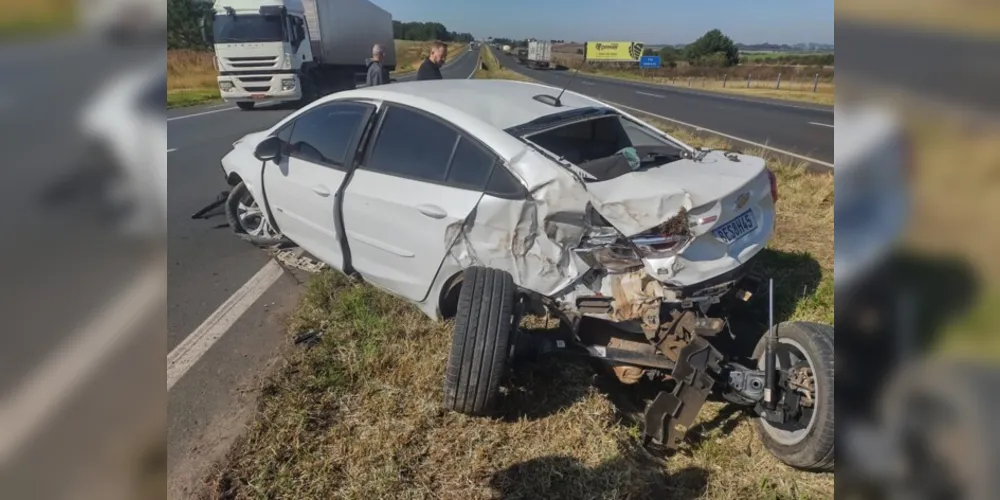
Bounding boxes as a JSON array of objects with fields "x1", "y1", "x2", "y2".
[
  {"x1": 213, "y1": 14, "x2": 284, "y2": 44},
  {"x1": 522, "y1": 113, "x2": 689, "y2": 181}
]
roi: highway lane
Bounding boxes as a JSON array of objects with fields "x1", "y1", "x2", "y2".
[
  {"x1": 837, "y1": 20, "x2": 1000, "y2": 121},
  {"x1": 0, "y1": 33, "x2": 166, "y2": 498},
  {"x1": 492, "y1": 49, "x2": 835, "y2": 165},
  {"x1": 166, "y1": 46, "x2": 479, "y2": 351}
]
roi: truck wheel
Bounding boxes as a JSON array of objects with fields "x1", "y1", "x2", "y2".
[
  {"x1": 236, "y1": 102, "x2": 254, "y2": 111},
  {"x1": 752, "y1": 321, "x2": 835, "y2": 471},
  {"x1": 443, "y1": 266, "x2": 516, "y2": 416},
  {"x1": 224, "y1": 181, "x2": 285, "y2": 247}
]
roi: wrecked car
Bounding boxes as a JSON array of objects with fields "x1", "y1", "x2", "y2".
[{"x1": 219, "y1": 79, "x2": 833, "y2": 471}]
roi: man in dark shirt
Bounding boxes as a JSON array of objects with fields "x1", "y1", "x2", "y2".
[
  {"x1": 416, "y1": 41, "x2": 447, "y2": 81},
  {"x1": 365, "y1": 44, "x2": 391, "y2": 86}
]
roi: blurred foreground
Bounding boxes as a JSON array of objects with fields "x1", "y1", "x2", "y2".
[
  {"x1": 836, "y1": 1, "x2": 1000, "y2": 498},
  {"x1": 0, "y1": 1, "x2": 166, "y2": 499}
]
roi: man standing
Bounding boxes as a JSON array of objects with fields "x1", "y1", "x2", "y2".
[
  {"x1": 366, "y1": 44, "x2": 390, "y2": 86},
  {"x1": 416, "y1": 41, "x2": 447, "y2": 81}
]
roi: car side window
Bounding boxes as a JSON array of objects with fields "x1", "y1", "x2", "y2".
[
  {"x1": 288, "y1": 103, "x2": 368, "y2": 168},
  {"x1": 366, "y1": 106, "x2": 459, "y2": 182},
  {"x1": 445, "y1": 136, "x2": 495, "y2": 190}
]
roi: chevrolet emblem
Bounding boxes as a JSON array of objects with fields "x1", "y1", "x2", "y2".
[{"x1": 735, "y1": 192, "x2": 751, "y2": 210}]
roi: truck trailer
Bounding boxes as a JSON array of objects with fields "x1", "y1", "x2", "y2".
[
  {"x1": 206, "y1": 0, "x2": 396, "y2": 110},
  {"x1": 526, "y1": 40, "x2": 552, "y2": 69}
]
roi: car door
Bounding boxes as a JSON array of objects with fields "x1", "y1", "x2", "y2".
[
  {"x1": 263, "y1": 101, "x2": 374, "y2": 270},
  {"x1": 341, "y1": 104, "x2": 504, "y2": 302}
]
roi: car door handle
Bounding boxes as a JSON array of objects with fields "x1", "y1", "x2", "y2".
[
  {"x1": 416, "y1": 204, "x2": 447, "y2": 219},
  {"x1": 311, "y1": 184, "x2": 331, "y2": 196}
]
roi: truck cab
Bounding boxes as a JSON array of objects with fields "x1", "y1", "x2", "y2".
[{"x1": 207, "y1": 0, "x2": 313, "y2": 109}]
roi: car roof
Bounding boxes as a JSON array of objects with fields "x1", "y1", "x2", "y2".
[{"x1": 333, "y1": 79, "x2": 606, "y2": 131}]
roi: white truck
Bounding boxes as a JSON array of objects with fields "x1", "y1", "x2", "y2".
[
  {"x1": 205, "y1": 0, "x2": 396, "y2": 110},
  {"x1": 526, "y1": 40, "x2": 552, "y2": 69}
]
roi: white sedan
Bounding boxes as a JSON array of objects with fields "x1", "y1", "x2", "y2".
[{"x1": 220, "y1": 79, "x2": 833, "y2": 470}]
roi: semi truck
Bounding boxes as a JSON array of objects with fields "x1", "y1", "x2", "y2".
[
  {"x1": 515, "y1": 48, "x2": 528, "y2": 64},
  {"x1": 526, "y1": 40, "x2": 552, "y2": 69},
  {"x1": 204, "y1": 0, "x2": 396, "y2": 110}
]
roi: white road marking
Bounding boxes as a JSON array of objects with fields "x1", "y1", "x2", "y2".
[
  {"x1": 581, "y1": 81, "x2": 595, "y2": 86},
  {"x1": 167, "y1": 148, "x2": 177, "y2": 153},
  {"x1": 167, "y1": 106, "x2": 237, "y2": 121},
  {"x1": 0, "y1": 261, "x2": 165, "y2": 466},
  {"x1": 809, "y1": 122, "x2": 834, "y2": 128},
  {"x1": 636, "y1": 91, "x2": 665, "y2": 98},
  {"x1": 167, "y1": 257, "x2": 290, "y2": 390},
  {"x1": 606, "y1": 101, "x2": 834, "y2": 169}
]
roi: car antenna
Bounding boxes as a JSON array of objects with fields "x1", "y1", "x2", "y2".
[
  {"x1": 552, "y1": 56, "x2": 588, "y2": 106},
  {"x1": 533, "y1": 51, "x2": 588, "y2": 107}
]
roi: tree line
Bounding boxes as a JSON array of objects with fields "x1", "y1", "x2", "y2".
[
  {"x1": 393, "y1": 21, "x2": 473, "y2": 42},
  {"x1": 166, "y1": 0, "x2": 473, "y2": 50}
]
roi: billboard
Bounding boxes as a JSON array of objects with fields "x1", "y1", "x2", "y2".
[{"x1": 584, "y1": 41, "x2": 644, "y2": 62}]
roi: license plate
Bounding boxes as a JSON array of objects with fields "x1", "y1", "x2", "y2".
[
  {"x1": 251, "y1": 94, "x2": 265, "y2": 100},
  {"x1": 712, "y1": 209, "x2": 757, "y2": 244}
]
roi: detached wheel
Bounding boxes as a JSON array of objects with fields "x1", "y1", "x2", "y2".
[
  {"x1": 443, "y1": 267, "x2": 516, "y2": 416},
  {"x1": 753, "y1": 321, "x2": 835, "y2": 471},
  {"x1": 236, "y1": 102, "x2": 255, "y2": 111},
  {"x1": 224, "y1": 181, "x2": 285, "y2": 247}
]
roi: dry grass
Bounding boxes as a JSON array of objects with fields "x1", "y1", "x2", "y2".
[
  {"x1": 474, "y1": 45, "x2": 533, "y2": 82},
  {"x1": 837, "y1": 0, "x2": 1000, "y2": 39},
  {"x1": 167, "y1": 50, "x2": 219, "y2": 92},
  {"x1": 200, "y1": 61, "x2": 833, "y2": 499},
  {"x1": 898, "y1": 115, "x2": 1000, "y2": 358},
  {"x1": 549, "y1": 54, "x2": 834, "y2": 106},
  {"x1": 0, "y1": 0, "x2": 73, "y2": 37},
  {"x1": 395, "y1": 40, "x2": 468, "y2": 74}
]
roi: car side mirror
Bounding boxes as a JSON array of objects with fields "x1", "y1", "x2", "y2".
[{"x1": 254, "y1": 136, "x2": 283, "y2": 162}]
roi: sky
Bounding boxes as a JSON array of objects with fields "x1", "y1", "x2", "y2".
[{"x1": 373, "y1": 0, "x2": 833, "y2": 45}]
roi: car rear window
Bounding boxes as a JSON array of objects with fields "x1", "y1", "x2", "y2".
[{"x1": 525, "y1": 115, "x2": 686, "y2": 181}]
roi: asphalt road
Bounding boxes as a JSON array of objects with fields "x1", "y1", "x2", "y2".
[
  {"x1": 491, "y1": 48, "x2": 835, "y2": 165},
  {"x1": 837, "y1": 20, "x2": 1000, "y2": 122},
  {"x1": 0, "y1": 32, "x2": 166, "y2": 499}
]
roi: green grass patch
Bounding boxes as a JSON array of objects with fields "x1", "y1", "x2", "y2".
[{"x1": 167, "y1": 89, "x2": 221, "y2": 109}]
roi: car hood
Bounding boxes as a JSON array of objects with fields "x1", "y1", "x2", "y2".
[{"x1": 587, "y1": 150, "x2": 768, "y2": 236}]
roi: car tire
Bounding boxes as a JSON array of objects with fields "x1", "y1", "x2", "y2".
[
  {"x1": 443, "y1": 266, "x2": 516, "y2": 416},
  {"x1": 224, "y1": 181, "x2": 285, "y2": 247},
  {"x1": 752, "y1": 321, "x2": 835, "y2": 471},
  {"x1": 236, "y1": 102, "x2": 255, "y2": 111}
]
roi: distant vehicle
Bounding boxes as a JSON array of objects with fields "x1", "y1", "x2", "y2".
[
  {"x1": 502, "y1": 44, "x2": 512, "y2": 53},
  {"x1": 515, "y1": 48, "x2": 528, "y2": 64},
  {"x1": 219, "y1": 79, "x2": 833, "y2": 471},
  {"x1": 203, "y1": 0, "x2": 396, "y2": 111},
  {"x1": 526, "y1": 40, "x2": 552, "y2": 69}
]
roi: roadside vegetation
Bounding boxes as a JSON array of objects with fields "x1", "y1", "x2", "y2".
[
  {"x1": 200, "y1": 47, "x2": 833, "y2": 499},
  {"x1": 0, "y1": 0, "x2": 74, "y2": 39},
  {"x1": 548, "y1": 50, "x2": 834, "y2": 106},
  {"x1": 837, "y1": 0, "x2": 1000, "y2": 38},
  {"x1": 499, "y1": 29, "x2": 835, "y2": 106}
]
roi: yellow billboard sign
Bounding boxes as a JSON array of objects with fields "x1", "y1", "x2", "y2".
[{"x1": 584, "y1": 41, "x2": 644, "y2": 62}]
